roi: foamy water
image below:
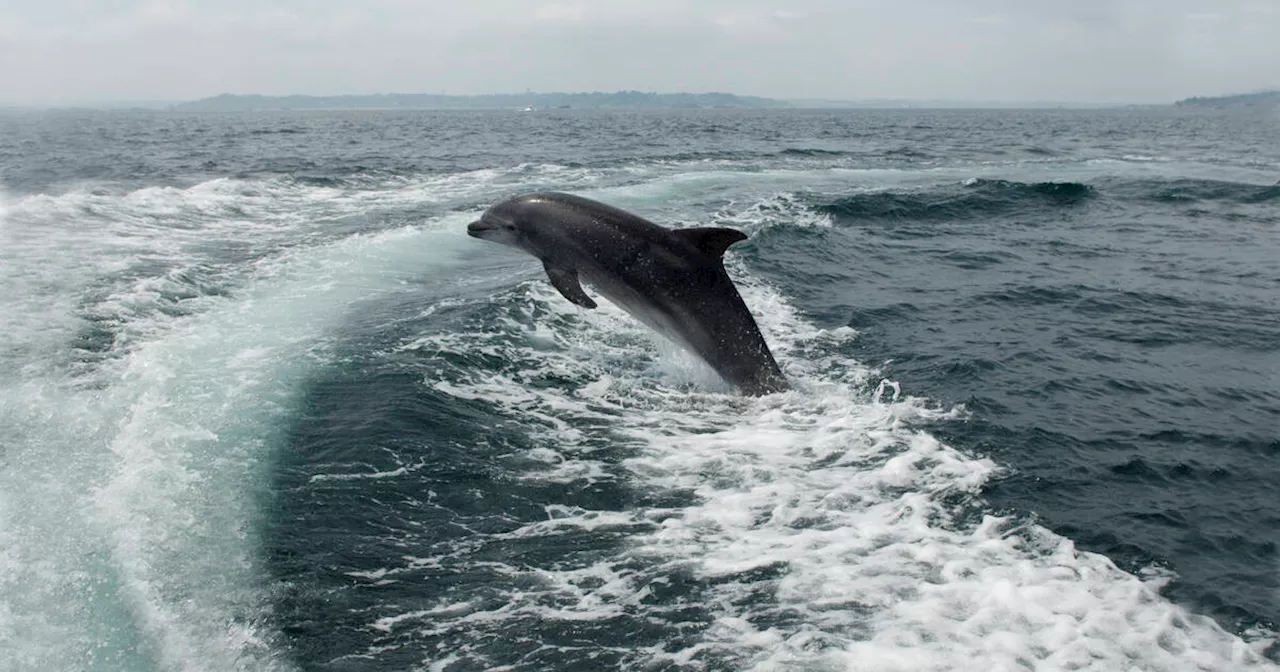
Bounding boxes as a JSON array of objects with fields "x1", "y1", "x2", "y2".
[
  {"x1": 375, "y1": 265, "x2": 1272, "y2": 671},
  {"x1": 0, "y1": 146, "x2": 1276, "y2": 670},
  {"x1": 0, "y1": 176, "x2": 477, "y2": 669}
]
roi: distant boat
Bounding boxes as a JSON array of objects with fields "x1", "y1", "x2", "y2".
[{"x1": 521, "y1": 105, "x2": 535, "y2": 112}]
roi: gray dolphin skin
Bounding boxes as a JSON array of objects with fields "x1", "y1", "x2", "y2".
[{"x1": 467, "y1": 192, "x2": 788, "y2": 395}]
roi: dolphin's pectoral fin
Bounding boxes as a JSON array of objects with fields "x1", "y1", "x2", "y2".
[
  {"x1": 673, "y1": 227, "x2": 749, "y2": 258},
  {"x1": 543, "y1": 262, "x2": 597, "y2": 309}
]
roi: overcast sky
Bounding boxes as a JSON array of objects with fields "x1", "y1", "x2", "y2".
[{"x1": 2, "y1": 0, "x2": 1278, "y2": 105}]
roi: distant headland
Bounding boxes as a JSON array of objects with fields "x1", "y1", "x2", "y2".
[
  {"x1": 21, "y1": 90, "x2": 1280, "y2": 111},
  {"x1": 171, "y1": 91, "x2": 790, "y2": 111},
  {"x1": 1174, "y1": 90, "x2": 1280, "y2": 108}
]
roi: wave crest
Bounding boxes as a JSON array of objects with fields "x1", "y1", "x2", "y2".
[{"x1": 814, "y1": 179, "x2": 1095, "y2": 222}]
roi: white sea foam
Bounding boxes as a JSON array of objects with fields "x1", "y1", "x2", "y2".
[
  {"x1": 1, "y1": 168, "x2": 1275, "y2": 670},
  {"x1": 373, "y1": 194, "x2": 1276, "y2": 670},
  {"x1": 0, "y1": 170, "x2": 479, "y2": 669}
]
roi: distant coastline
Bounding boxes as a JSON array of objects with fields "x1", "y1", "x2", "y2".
[
  {"x1": 167, "y1": 92, "x2": 1133, "y2": 112},
  {"x1": 4, "y1": 91, "x2": 1192, "y2": 112},
  {"x1": 1174, "y1": 90, "x2": 1280, "y2": 108},
  {"x1": 171, "y1": 91, "x2": 790, "y2": 112}
]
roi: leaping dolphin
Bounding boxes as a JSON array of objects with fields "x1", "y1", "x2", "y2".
[{"x1": 467, "y1": 192, "x2": 788, "y2": 395}]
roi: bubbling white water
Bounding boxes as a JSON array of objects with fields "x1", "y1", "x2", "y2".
[
  {"x1": 387, "y1": 268, "x2": 1274, "y2": 670},
  {"x1": 0, "y1": 174, "x2": 480, "y2": 670},
  {"x1": 373, "y1": 190, "x2": 1277, "y2": 670},
  {"x1": 1, "y1": 166, "x2": 1275, "y2": 671}
]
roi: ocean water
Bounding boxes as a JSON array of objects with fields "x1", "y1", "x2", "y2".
[{"x1": 0, "y1": 107, "x2": 1277, "y2": 671}]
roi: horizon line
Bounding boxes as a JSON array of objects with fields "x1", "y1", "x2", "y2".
[{"x1": 2, "y1": 89, "x2": 1178, "y2": 110}]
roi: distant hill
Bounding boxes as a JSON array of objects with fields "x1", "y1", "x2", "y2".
[
  {"x1": 172, "y1": 91, "x2": 790, "y2": 111},
  {"x1": 787, "y1": 98, "x2": 1118, "y2": 109},
  {"x1": 1175, "y1": 91, "x2": 1280, "y2": 108}
]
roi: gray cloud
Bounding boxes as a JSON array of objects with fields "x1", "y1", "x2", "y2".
[{"x1": 1, "y1": 0, "x2": 1278, "y2": 104}]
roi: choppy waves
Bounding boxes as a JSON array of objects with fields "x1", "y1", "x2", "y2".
[
  {"x1": 813, "y1": 179, "x2": 1095, "y2": 223},
  {"x1": 0, "y1": 118, "x2": 1277, "y2": 670},
  {"x1": 270, "y1": 253, "x2": 1273, "y2": 670}
]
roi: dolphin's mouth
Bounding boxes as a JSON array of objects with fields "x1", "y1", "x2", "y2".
[
  {"x1": 466, "y1": 214, "x2": 495, "y2": 238},
  {"x1": 468, "y1": 209, "x2": 512, "y2": 238},
  {"x1": 468, "y1": 211, "x2": 517, "y2": 239}
]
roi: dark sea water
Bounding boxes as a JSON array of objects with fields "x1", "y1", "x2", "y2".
[{"x1": 1, "y1": 107, "x2": 1277, "y2": 671}]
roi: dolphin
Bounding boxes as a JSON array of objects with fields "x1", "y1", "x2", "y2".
[{"x1": 466, "y1": 192, "x2": 788, "y2": 395}]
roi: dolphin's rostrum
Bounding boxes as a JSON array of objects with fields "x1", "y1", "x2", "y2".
[{"x1": 467, "y1": 192, "x2": 788, "y2": 395}]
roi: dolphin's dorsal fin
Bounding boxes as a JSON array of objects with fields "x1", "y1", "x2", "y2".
[
  {"x1": 673, "y1": 227, "x2": 748, "y2": 258},
  {"x1": 543, "y1": 262, "x2": 597, "y2": 309}
]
